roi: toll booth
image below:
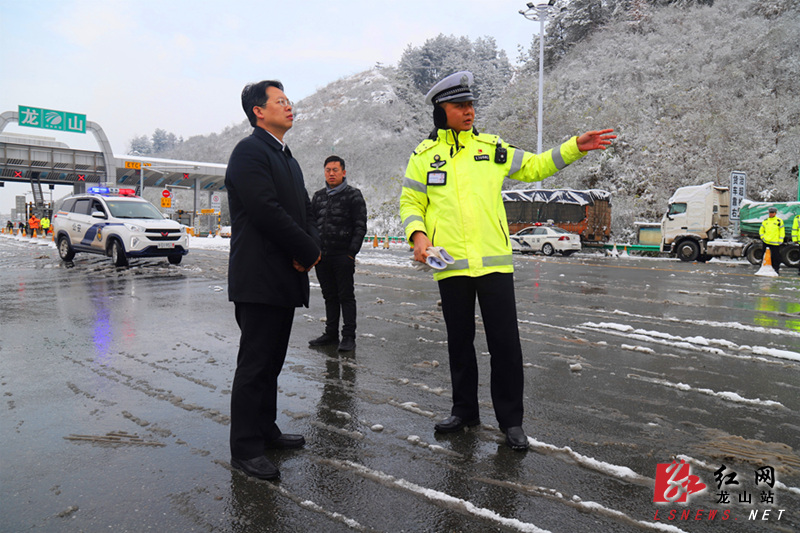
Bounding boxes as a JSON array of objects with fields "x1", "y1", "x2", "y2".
[{"x1": 174, "y1": 210, "x2": 192, "y2": 226}]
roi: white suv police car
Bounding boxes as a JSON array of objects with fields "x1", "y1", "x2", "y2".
[{"x1": 52, "y1": 187, "x2": 189, "y2": 267}]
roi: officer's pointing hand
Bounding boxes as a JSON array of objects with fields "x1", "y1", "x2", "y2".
[{"x1": 577, "y1": 129, "x2": 616, "y2": 152}]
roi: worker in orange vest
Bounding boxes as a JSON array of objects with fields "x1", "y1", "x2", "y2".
[{"x1": 28, "y1": 214, "x2": 40, "y2": 237}]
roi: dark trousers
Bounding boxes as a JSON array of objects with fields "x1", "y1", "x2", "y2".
[
  {"x1": 766, "y1": 244, "x2": 782, "y2": 273},
  {"x1": 437, "y1": 273, "x2": 524, "y2": 429},
  {"x1": 230, "y1": 302, "x2": 294, "y2": 459},
  {"x1": 316, "y1": 254, "x2": 357, "y2": 338}
]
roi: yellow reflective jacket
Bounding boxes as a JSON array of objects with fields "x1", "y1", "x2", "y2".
[
  {"x1": 759, "y1": 216, "x2": 784, "y2": 246},
  {"x1": 399, "y1": 128, "x2": 585, "y2": 280},
  {"x1": 793, "y1": 215, "x2": 800, "y2": 243}
]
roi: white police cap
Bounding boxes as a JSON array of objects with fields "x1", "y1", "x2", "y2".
[{"x1": 425, "y1": 71, "x2": 475, "y2": 106}]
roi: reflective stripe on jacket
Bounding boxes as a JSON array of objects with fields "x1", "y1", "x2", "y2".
[
  {"x1": 759, "y1": 216, "x2": 784, "y2": 246},
  {"x1": 793, "y1": 215, "x2": 800, "y2": 243},
  {"x1": 399, "y1": 128, "x2": 585, "y2": 281}
]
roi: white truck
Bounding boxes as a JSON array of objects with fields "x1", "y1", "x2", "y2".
[{"x1": 660, "y1": 182, "x2": 800, "y2": 265}]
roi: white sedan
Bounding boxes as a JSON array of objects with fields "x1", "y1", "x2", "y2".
[{"x1": 510, "y1": 225, "x2": 581, "y2": 256}]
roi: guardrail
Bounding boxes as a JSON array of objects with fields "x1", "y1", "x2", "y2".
[{"x1": 583, "y1": 242, "x2": 662, "y2": 252}]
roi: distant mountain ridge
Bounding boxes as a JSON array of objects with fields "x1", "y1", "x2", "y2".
[{"x1": 156, "y1": 0, "x2": 800, "y2": 239}]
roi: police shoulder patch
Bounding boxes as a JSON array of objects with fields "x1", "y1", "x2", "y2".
[
  {"x1": 413, "y1": 138, "x2": 438, "y2": 155},
  {"x1": 474, "y1": 133, "x2": 500, "y2": 146}
]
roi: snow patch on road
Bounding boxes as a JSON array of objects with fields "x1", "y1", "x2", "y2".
[{"x1": 628, "y1": 374, "x2": 785, "y2": 409}]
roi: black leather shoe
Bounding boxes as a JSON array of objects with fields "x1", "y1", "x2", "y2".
[
  {"x1": 231, "y1": 455, "x2": 280, "y2": 480},
  {"x1": 338, "y1": 336, "x2": 356, "y2": 352},
  {"x1": 265, "y1": 433, "x2": 305, "y2": 450},
  {"x1": 434, "y1": 415, "x2": 480, "y2": 433},
  {"x1": 309, "y1": 333, "x2": 339, "y2": 347},
  {"x1": 504, "y1": 426, "x2": 529, "y2": 451}
]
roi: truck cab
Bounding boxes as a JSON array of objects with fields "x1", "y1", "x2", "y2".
[{"x1": 660, "y1": 182, "x2": 741, "y2": 262}]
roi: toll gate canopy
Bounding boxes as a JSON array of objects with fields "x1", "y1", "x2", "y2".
[
  {"x1": 0, "y1": 109, "x2": 226, "y2": 192},
  {"x1": 0, "y1": 136, "x2": 226, "y2": 191}
]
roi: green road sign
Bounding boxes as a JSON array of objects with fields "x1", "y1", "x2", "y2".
[{"x1": 18, "y1": 105, "x2": 86, "y2": 134}]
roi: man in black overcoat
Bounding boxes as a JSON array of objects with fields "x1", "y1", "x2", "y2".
[{"x1": 225, "y1": 80, "x2": 320, "y2": 480}]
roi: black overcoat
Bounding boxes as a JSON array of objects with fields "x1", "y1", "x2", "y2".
[{"x1": 225, "y1": 128, "x2": 320, "y2": 307}]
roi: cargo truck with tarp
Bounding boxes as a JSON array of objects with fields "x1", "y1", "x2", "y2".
[
  {"x1": 501, "y1": 188, "x2": 611, "y2": 242},
  {"x1": 659, "y1": 182, "x2": 800, "y2": 265}
]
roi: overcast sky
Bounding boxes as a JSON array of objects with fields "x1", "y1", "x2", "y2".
[{"x1": 0, "y1": 0, "x2": 545, "y2": 214}]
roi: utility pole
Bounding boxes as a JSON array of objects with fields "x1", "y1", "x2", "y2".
[{"x1": 520, "y1": 1, "x2": 557, "y2": 189}]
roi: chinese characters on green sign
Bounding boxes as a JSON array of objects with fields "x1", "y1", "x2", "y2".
[{"x1": 18, "y1": 105, "x2": 86, "y2": 134}]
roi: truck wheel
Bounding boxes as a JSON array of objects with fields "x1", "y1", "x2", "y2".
[
  {"x1": 676, "y1": 240, "x2": 700, "y2": 262},
  {"x1": 744, "y1": 243, "x2": 764, "y2": 265},
  {"x1": 781, "y1": 245, "x2": 800, "y2": 267},
  {"x1": 57, "y1": 235, "x2": 75, "y2": 261},
  {"x1": 542, "y1": 243, "x2": 555, "y2": 256},
  {"x1": 109, "y1": 240, "x2": 129, "y2": 267}
]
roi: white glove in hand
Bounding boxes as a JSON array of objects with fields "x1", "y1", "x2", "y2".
[
  {"x1": 411, "y1": 247, "x2": 455, "y2": 271},
  {"x1": 427, "y1": 247, "x2": 454, "y2": 266}
]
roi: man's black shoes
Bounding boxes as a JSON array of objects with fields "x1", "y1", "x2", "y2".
[
  {"x1": 231, "y1": 455, "x2": 280, "y2": 480},
  {"x1": 265, "y1": 433, "x2": 305, "y2": 450},
  {"x1": 504, "y1": 426, "x2": 530, "y2": 451},
  {"x1": 338, "y1": 336, "x2": 356, "y2": 352},
  {"x1": 309, "y1": 333, "x2": 339, "y2": 347},
  {"x1": 434, "y1": 415, "x2": 480, "y2": 433}
]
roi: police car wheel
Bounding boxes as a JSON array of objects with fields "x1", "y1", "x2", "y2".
[
  {"x1": 57, "y1": 235, "x2": 75, "y2": 261},
  {"x1": 167, "y1": 254, "x2": 182, "y2": 265},
  {"x1": 542, "y1": 243, "x2": 555, "y2": 256},
  {"x1": 109, "y1": 240, "x2": 128, "y2": 267}
]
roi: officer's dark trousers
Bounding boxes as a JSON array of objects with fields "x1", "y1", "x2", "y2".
[
  {"x1": 437, "y1": 272, "x2": 524, "y2": 429},
  {"x1": 230, "y1": 302, "x2": 294, "y2": 460},
  {"x1": 316, "y1": 254, "x2": 357, "y2": 338},
  {"x1": 766, "y1": 244, "x2": 782, "y2": 273}
]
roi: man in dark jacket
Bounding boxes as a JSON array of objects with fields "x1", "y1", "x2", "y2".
[
  {"x1": 225, "y1": 80, "x2": 320, "y2": 481},
  {"x1": 308, "y1": 156, "x2": 367, "y2": 352}
]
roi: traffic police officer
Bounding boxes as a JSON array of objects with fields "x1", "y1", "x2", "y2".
[
  {"x1": 399, "y1": 71, "x2": 615, "y2": 450},
  {"x1": 792, "y1": 213, "x2": 800, "y2": 275},
  {"x1": 759, "y1": 207, "x2": 784, "y2": 274},
  {"x1": 40, "y1": 215, "x2": 51, "y2": 236}
]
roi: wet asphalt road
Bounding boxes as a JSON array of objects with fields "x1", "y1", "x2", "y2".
[{"x1": 1, "y1": 235, "x2": 799, "y2": 533}]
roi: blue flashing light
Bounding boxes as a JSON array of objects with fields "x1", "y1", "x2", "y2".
[{"x1": 88, "y1": 187, "x2": 137, "y2": 196}]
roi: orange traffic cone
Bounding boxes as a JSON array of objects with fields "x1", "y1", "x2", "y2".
[
  {"x1": 373, "y1": 235, "x2": 378, "y2": 248},
  {"x1": 755, "y1": 247, "x2": 779, "y2": 277}
]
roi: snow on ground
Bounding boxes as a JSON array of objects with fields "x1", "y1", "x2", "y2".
[{"x1": 187, "y1": 234, "x2": 231, "y2": 251}]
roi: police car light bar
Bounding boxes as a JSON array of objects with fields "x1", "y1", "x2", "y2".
[{"x1": 89, "y1": 187, "x2": 137, "y2": 196}]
